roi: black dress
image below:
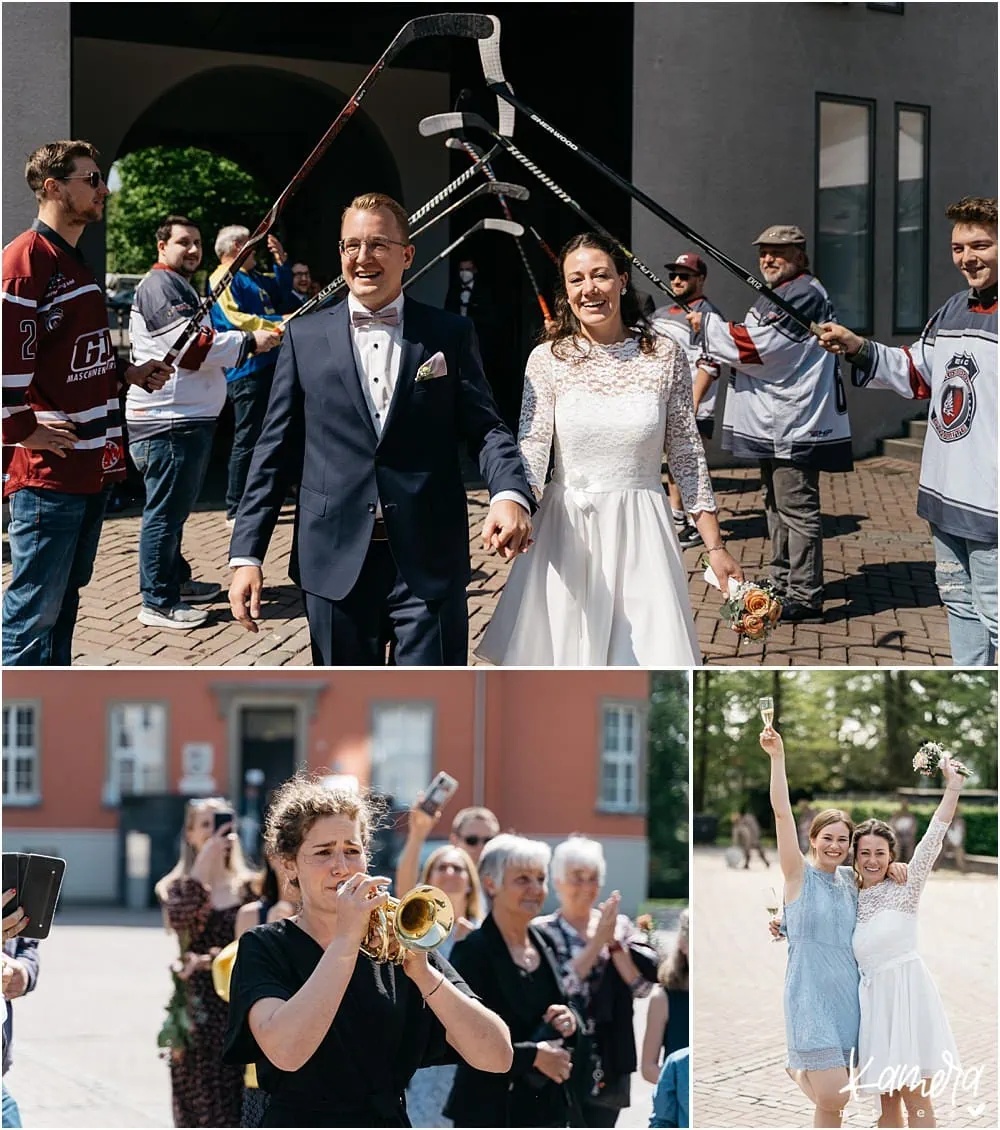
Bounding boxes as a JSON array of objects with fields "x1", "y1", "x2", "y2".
[
  {"x1": 224, "y1": 919, "x2": 473, "y2": 1127},
  {"x1": 445, "y1": 915, "x2": 578, "y2": 1128}
]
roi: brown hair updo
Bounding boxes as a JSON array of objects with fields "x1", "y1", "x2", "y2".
[{"x1": 263, "y1": 773, "x2": 387, "y2": 863}]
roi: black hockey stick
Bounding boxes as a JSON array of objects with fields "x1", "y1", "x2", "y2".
[
  {"x1": 410, "y1": 179, "x2": 528, "y2": 239},
  {"x1": 486, "y1": 84, "x2": 821, "y2": 335},
  {"x1": 446, "y1": 136, "x2": 555, "y2": 323},
  {"x1": 420, "y1": 112, "x2": 686, "y2": 310},
  {"x1": 285, "y1": 146, "x2": 504, "y2": 323},
  {"x1": 403, "y1": 218, "x2": 524, "y2": 290},
  {"x1": 162, "y1": 13, "x2": 497, "y2": 363}
]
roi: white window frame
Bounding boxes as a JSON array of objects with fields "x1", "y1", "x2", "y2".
[
  {"x1": 2, "y1": 700, "x2": 41, "y2": 806},
  {"x1": 104, "y1": 701, "x2": 169, "y2": 806},
  {"x1": 370, "y1": 701, "x2": 436, "y2": 806},
  {"x1": 597, "y1": 700, "x2": 647, "y2": 814}
]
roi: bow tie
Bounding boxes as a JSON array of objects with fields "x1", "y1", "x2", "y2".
[{"x1": 351, "y1": 306, "x2": 400, "y2": 327}]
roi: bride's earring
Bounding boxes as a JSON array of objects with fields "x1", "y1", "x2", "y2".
[{"x1": 620, "y1": 287, "x2": 627, "y2": 295}]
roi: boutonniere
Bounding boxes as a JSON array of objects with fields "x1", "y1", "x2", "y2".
[{"x1": 415, "y1": 351, "x2": 448, "y2": 382}]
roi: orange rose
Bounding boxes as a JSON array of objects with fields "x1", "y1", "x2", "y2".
[
  {"x1": 742, "y1": 614, "x2": 766, "y2": 639},
  {"x1": 744, "y1": 589, "x2": 770, "y2": 616},
  {"x1": 768, "y1": 599, "x2": 783, "y2": 623}
]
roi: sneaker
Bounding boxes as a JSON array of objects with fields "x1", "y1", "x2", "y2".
[
  {"x1": 137, "y1": 603, "x2": 210, "y2": 629},
  {"x1": 678, "y1": 522, "x2": 703, "y2": 547},
  {"x1": 780, "y1": 601, "x2": 824, "y2": 624},
  {"x1": 179, "y1": 579, "x2": 222, "y2": 603}
]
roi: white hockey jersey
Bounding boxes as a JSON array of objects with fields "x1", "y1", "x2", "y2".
[
  {"x1": 702, "y1": 273, "x2": 853, "y2": 471},
  {"x1": 127, "y1": 264, "x2": 250, "y2": 441},
  {"x1": 652, "y1": 295, "x2": 724, "y2": 419},
  {"x1": 852, "y1": 287, "x2": 997, "y2": 543}
]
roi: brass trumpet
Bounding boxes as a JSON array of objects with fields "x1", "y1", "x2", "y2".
[{"x1": 360, "y1": 883, "x2": 455, "y2": 964}]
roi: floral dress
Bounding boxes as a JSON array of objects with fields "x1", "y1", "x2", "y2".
[
  {"x1": 164, "y1": 877, "x2": 250, "y2": 1127},
  {"x1": 477, "y1": 333, "x2": 715, "y2": 666}
]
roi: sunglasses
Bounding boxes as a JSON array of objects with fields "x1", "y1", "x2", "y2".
[
  {"x1": 459, "y1": 834, "x2": 491, "y2": 848},
  {"x1": 59, "y1": 171, "x2": 105, "y2": 189},
  {"x1": 669, "y1": 271, "x2": 696, "y2": 280}
]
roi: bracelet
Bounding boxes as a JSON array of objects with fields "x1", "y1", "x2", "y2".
[
  {"x1": 704, "y1": 543, "x2": 726, "y2": 553},
  {"x1": 422, "y1": 974, "x2": 445, "y2": 1005}
]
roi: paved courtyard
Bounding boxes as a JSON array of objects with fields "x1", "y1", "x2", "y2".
[
  {"x1": 5, "y1": 907, "x2": 664, "y2": 1128},
  {"x1": 2, "y1": 456, "x2": 951, "y2": 666},
  {"x1": 692, "y1": 846, "x2": 997, "y2": 1128}
]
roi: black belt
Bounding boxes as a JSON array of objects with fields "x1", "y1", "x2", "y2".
[{"x1": 371, "y1": 518, "x2": 388, "y2": 541}]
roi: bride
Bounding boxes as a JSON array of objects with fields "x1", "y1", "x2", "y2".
[
  {"x1": 476, "y1": 232, "x2": 742, "y2": 666},
  {"x1": 851, "y1": 758, "x2": 965, "y2": 1127}
]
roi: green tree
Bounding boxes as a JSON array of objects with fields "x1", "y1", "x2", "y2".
[
  {"x1": 647, "y1": 671, "x2": 689, "y2": 898},
  {"x1": 106, "y1": 146, "x2": 270, "y2": 276}
]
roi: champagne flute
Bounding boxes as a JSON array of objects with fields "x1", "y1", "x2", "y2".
[{"x1": 759, "y1": 696, "x2": 775, "y2": 729}]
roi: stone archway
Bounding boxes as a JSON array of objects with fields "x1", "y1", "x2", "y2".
[{"x1": 115, "y1": 65, "x2": 402, "y2": 284}]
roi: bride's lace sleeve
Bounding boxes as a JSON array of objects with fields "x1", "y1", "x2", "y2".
[
  {"x1": 906, "y1": 817, "x2": 949, "y2": 900},
  {"x1": 517, "y1": 344, "x2": 556, "y2": 499},
  {"x1": 663, "y1": 338, "x2": 716, "y2": 514}
]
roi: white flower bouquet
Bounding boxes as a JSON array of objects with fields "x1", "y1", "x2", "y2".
[{"x1": 912, "y1": 740, "x2": 971, "y2": 778}]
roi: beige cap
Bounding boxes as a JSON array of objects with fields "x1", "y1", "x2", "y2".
[{"x1": 752, "y1": 224, "x2": 807, "y2": 246}]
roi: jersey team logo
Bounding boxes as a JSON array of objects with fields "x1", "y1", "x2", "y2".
[
  {"x1": 42, "y1": 307, "x2": 64, "y2": 332},
  {"x1": 931, "y1": 353, "x2": 978, "y2": 443},
  {"x1": 102, "y1": 439, "x2": 123, "y2": 472}
]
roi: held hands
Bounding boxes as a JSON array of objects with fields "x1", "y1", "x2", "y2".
[
  {"x1": 481, "y1": 500, "x2": 532, "y2": 561},
  {"x1": 816, "y1": 322, "x2": 864, "y2": 357},
  {"x1": 125, "y1": 359, "x2": 173, "y2": 393},
  {"x1": 534, "y1": 1038, "x2": 573, "y2": 1084},
  {"x1": 229, "y1": 566, "x2": 264, "y2": 633},
  {"x1": 759, "y1": 727, "x2": 784, "y2": 759}
]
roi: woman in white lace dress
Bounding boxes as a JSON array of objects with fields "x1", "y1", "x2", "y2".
[
  {"x1": 852, "y1": 758, "x2": 965, "y2": 1127},
  {"x1": 477, "y1": 233, "x2": 742, "y2": 666}
]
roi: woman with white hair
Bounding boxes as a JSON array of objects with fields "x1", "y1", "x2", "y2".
[
  {"x1": 534, "y1": 836, "x2": 658, "y2": 1126},
  {"x1": 445, "y1": 835, "x2": 581, "y2": 1127}
]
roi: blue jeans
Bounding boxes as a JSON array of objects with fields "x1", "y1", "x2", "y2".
[
  {"x1": 930, "y1": 523, "x2": 998, "y2": 666},
  {"x1": 130, "y1": 424, "x2": 215, "y2": 610},
  {"x1": 2, "y1": 486, "x2": 109, "y2": 666},
  {"x1": 226, "y1": 368, "x2": 274, "y2": 519},
  {"x1": 2, "y1": 1081, "x2": 22, "y2": 1128}
]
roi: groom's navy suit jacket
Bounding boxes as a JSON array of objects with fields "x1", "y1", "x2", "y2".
[{"x1": 229, "y1": 296, "x2": 533, "y2": 603}]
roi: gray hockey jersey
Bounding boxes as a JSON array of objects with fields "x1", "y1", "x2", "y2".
[
  {"x1": 702, "y1": 273, "x2": 853, "y2": 471},
  {"x1": 852, "y1": 287, "x2": 997, "y2": 543}
]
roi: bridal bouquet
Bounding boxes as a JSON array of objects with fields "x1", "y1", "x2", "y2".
[
  {"x1": 912, "y1": 740, "x2": 971, "y2": 778},
  {"x1": 703, "y1": 558, "x2": 783, "y2": 642}
]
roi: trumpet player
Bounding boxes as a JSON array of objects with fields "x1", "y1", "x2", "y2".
[{"x1": 223, "y1": 775, "x2": 513, "y2": 1127}]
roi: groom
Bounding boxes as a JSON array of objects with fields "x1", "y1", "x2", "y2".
[{"x1": 227, "y1": 193, "x2": 534, "y2": 665}]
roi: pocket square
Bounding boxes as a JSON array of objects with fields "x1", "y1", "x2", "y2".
[{"x1": 415, "y1": 352, "x2": 448, "y2": 382}]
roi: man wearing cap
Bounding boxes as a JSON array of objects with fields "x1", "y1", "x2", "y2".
[
  {"x1": 687, "y1": 226, "x2": 852, "y2": 622},
  {"x1": 653, "y1": 252, "x2": 724, "y2": 546}
]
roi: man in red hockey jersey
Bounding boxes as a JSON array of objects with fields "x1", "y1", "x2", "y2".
[{"x1": 2, "y1": 139, "x2": 172, "y2": 665}]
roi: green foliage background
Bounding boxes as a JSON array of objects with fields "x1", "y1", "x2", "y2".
[
  {"x1": 692, "y1": 670, "x2": 997, "y2": 828},
  {"x1": 812, "y1": 798, "x2": 997, "y2": 857},
  {"x1": 106, "y1": 147, "x2": 270, "y2": 276},
  {"x1": 647, "y1": 671, "x2": 689, "y2": 899}
]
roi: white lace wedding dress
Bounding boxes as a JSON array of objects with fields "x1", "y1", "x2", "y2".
[
  {"x1": 853, "y1": 817, "x2": 960, "y2": 1094},
  {"x1": 477, "y1": 332, "x2": 715, "y2": 665}
]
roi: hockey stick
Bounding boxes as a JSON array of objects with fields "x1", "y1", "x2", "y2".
[
  {"x1": 446, "y1": 136, "x2": 555, "y2": 323},
  {"x1": 285, "y1": 147, "x2": 504, "y2": 323},
  {"x1": 403, "y1": 218, "x2": 524, "y2": 290},
  {"x1": 162, "y1": 13, "x2": 496, "y2": 363},
  {"x1": 447, "y1": 135, "x2": 559, "y2": 266},
  {"x1": 409, "y1": 179, "x2": 528, "y2": 239},
  {"x1": 421, "y1": 112, "x2": 686, "y2": 310},
  {"x1": 486, "y1": 84, "x2": 821, "y2": 335}
]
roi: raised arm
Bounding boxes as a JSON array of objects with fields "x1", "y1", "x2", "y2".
[
  {"x1": 394, "y1": 796, "x2": 440, "y2": 898},
  {"x1": 907, "y1": 757, "x2": 967, "y2": 895},
  {"x1": 760, "y1": 728, "x2": 805, "y2": 899}
]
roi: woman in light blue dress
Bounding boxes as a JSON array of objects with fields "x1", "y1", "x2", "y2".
[{"x1": 762, "y1": 725, "x2": 861, "y2": 1127}]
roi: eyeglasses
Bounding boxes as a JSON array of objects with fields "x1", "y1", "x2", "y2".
[
  {"x1": 291, "y1": 270, "x2": 311, "y2": 277},
  {"x1": 339, "y1": 237, "x2": 408, "y2": 258},
  {"x1": 58, "y1": 171, "x2": 105, "y2": 189},
  {"x1": 459, "y1": 834, "x2": 491, "y2": 848}
]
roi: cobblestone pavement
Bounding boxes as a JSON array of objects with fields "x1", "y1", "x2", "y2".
[
  {"x1": 6, "y1": 907, "x2": 661, "y2": 1128},
  {"x1": 692, "y1": 846, "x2": 997, "y2": 1128},
  {"x1": 2, "y1": 456, "x2": 950, "y2": 666}
]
